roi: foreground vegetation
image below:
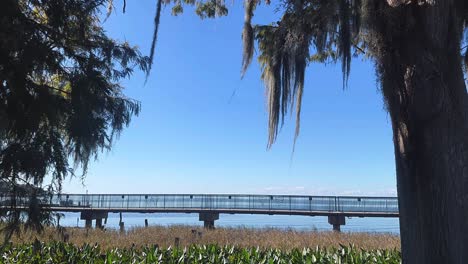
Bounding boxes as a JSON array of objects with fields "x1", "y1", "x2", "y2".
[
  {"x1": 10, "y1": 226, "x2": 400, "y2": 251},
  {"x1": 1, "y1": 241, "x2": 401, "y2": 264}
]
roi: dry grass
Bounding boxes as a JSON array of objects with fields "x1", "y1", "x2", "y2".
[{"x1": 9, "y1": 225, "x2": 400, "y2": 251}]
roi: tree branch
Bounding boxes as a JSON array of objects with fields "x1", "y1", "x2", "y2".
[
  {"x1": 354, "y1": 44, "x2": 366, "y2": 55},
  {"x1": 47, "y1": 86, "x2": 71, "y2": 95}
]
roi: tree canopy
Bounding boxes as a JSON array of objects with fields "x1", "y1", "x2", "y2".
[{"x1": 0, "y1": 0, "x2": 148, "y2": 237}]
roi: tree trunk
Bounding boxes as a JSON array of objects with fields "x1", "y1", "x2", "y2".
[
  {"x1": 393, "y1": 73, "x2": 468, "y2": 264},
  {"x1": 369, "y1": 1, "x2": 468, "y2": 263}
]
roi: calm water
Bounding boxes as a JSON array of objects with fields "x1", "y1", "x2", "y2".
[{"x1": 59, "y1": 212, "x2": 400, "y2": 234}]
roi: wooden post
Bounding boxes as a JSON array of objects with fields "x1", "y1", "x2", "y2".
[
  {"x1": 95, "y1": 218, "x2": 103, "y2": 229},
  {"x1": 119, "y1": 212, "x2": 124, "y2": 232},
  {"x1": 85, "y1": 219, "x2": 92, "y2": 229}
]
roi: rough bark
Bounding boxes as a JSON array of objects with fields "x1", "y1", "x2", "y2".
[{"x1": 367, "y1": 1, "x2": 468, "y2": 263}]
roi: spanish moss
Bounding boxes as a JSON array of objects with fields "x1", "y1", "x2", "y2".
[
  {"x1": 241, "y1": 0, "x2": 256, "y2": 78},
  {"x1": 255, "y1": 3, "x2": 311, "y2": 148},
  {"x1": 148, "y1": 0, "x2": 163, "y2": 80},
  {"x1": 338, "y1": 0, "x2": 352, "y2": 88},
  {"x1": 105, "y1": 0, "x2": 114, "y2": 20}
]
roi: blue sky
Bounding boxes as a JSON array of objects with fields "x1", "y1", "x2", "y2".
[{"x1": 62, "y1": 1, "x2": 396, "y2": 196}]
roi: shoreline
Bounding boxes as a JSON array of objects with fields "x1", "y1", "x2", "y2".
[{"x1": 58, "y1": 212, "x2": 401, "y2": 233}]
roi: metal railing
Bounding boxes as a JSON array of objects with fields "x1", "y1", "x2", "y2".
[{"x1": 0, "y1": 194, "x2": 399, "y2": 214}]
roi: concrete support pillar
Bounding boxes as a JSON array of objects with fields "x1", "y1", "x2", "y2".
[
  {"x1": 95, "y1": 218, "x2": 103, "y2": 229},
  {"x1": 199, "y1": 212, "x2": 219, "y2": 229},
  {"x1": 328, "y1": 215, "x2": 345, "y2": 232},
  {"x1": 85, "y1": 219, "x2": 92, "y2": 229},
  {"x1": 81, "y1": 211, "x2": 108, "y2": 229},
  {"x1": 204, "y1": 220, "x2": 215, "y2": 229}
]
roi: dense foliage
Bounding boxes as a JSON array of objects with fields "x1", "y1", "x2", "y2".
[
  {"x1": 0, "y1": 0, "x2": 237, "y2": 237},
  {"x1": 0, "y1": 0, "x2": 148, "y2": 236},
  {"x1": 0, "y1": 242, "x2": 401, "y2": 264}
]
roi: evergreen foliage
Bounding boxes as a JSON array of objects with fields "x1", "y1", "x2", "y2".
[{"x1": 0, "y1": 0, "x2": 149, "y2": 238}]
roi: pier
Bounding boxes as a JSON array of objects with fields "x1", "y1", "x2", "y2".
[{"x1": 1, "y1": 194, "x2": 399, "y2": 231}]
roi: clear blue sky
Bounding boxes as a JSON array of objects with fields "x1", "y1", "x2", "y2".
[{"x1": 62, "y1": 1, "x2": 396, "y2": 196}]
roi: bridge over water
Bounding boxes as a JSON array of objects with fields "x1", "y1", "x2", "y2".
[{"x1": 2, "y1": 194, "x2": 399, "y2": 231}]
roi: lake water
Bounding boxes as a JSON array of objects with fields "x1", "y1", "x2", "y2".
[{"x1": 59, "y1": 212, "x2": 400, "y2": 234}]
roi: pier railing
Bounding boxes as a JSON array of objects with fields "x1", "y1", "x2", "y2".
[{"x1": 0, "y1": 194, "x2": 399, "y2": 215}]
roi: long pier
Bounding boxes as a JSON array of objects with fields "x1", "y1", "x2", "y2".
[{"x1": 1, "y1": 194, "x2": 399, "y2": 231}]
